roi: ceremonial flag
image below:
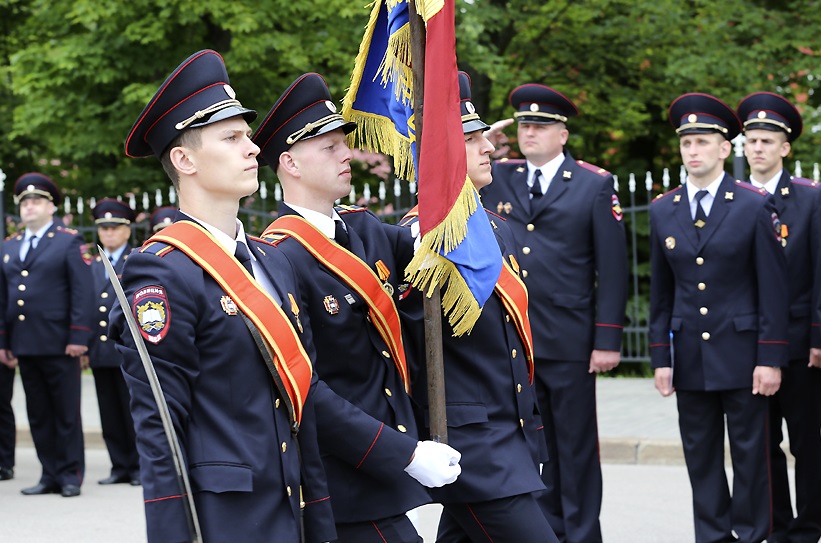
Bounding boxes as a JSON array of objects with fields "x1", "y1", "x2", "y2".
[{"x1": 343, "y1": 0, "x2": 501, "y2": 335}]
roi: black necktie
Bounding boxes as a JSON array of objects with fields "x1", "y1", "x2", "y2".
[
  {"x1": 22, "y1": 235, "x2": 38, "y2": 262},
  {"x1": 234, "y1": 242, "x2": 255, "y2": 277},
  {"x1": 694, "y1": 190, "x2": 709, "y2": 238},
  {"x1": 335, "y1": 220, "x2": 351, "y2": 250},
  {"x1": 530, "y1": 170, "x2": 544, "y2": 199}
]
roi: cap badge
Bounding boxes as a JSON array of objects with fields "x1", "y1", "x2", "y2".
[
  {"x1": 104, "y1": 212, "x2": 113, "y2": 219},
  {"x1": 757, "y1": 111, "x2": 767, "y2": 119},
  {"x1": 687, "y1": 114, "x2": 697, "y2": 123},
  {"x1": 466, "y1": 102, "x2": 475, "y2": 114},
  {"x1": 665, "y1": 236, "x2": 676, "y2": 250},
  {"x1": 224, "y1": 84, "x2": 236, "y2": 99},
  {"x1": 325, "y1": 100, "x2": 337, "y2": 113},
  {"x1": 323, "y1": 295, "x2": 340, "y2": 315},
  {"x1": 529, "y1": 103, "x2": 539, "y2": 112},
  {"x1": 220, "y1": 295, "x2": 238, "y2": 316},
  {"x1": 27, "y1": 184, "x2": 35, "y2": 192}
]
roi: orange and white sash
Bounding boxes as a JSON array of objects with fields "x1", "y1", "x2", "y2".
[
  {"x1": 495, "y1": 260, "x2": 535, "y2": 383},
  {"x1": 153, "y1": 221, "x2": 313, "y2": 425},
  {"x1": 264, "y1": 215, "x2": 410, "y2": 393}
]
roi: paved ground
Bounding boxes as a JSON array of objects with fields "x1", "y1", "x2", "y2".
[{"x1": 3, "y1": 375, "x2": 795, "y2": 541}]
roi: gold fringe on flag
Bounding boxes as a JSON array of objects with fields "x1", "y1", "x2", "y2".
[
  {"x1": 415, "y1": 0, "x2": 444, "y2": 22},
  {"x1": 405, "y1": 176, "x2": 484, "y2": 336}
]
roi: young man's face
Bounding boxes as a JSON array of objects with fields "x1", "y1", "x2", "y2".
[
  {"x1": 517, "y1": 122, "x2": 568, "y2": 166},
  {"x1": 465, "y1": 129, "x2": 495, "y2": 189},
  {"x1": 287, "y1": 129, "x2": 353, "y2": 203},
  {"x1": 182, "y1": 116, "x2": 260, "y2": 200},
  {"x1": 679, "y1": 132, "x2": 731, "y2": 182},
  {"x1": 97, "y1": 224, "x2": 131, "y2": 253},
  {"x1": 744, "y1": 129, "x2": 789, "y2": 181},
  {"x1": 19, "y1": 196, "x2": 55, "y2": 230}
]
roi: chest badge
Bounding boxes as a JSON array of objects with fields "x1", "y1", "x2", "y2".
[
  {"x1": 665, "y1": 236, "x2": 676, "y2": 250},
  {"x1": 375, "y1": 260, "x2": 394, "y2": 296},
  {"x1": 288, "y1": 293, "x2": 303, "y2": 333},
  {"x1": 323, "y1": 295, "x2": 340, "y2": 315},
  {"x1": 220, "y1": 296, "x2": 238, "y2": 316},
  {"x1": 781, "y1": 187, "x2": 790, "y2": 196}
]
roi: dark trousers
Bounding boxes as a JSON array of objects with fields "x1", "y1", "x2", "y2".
[
  {"x1": 533, "y1": 358, "x2": 602, "y2": 543},
  {"x1": 18, "y1": 355, "x2": 84, "y2": 487},
  {"x1": 334, "y1": 513, "x2": 422, "y2": 543},
  {"x1": 677, "y1": 389, "x2": 771, "y2": 543},
  {"x1": 0, "y1": 364, "x2": 15, "y2": 469},
  {"x1": 769, "y1": 363, "x2": 821, "y2": 543},
  {"x1": 437, "y1": 492, "x2": 560, "y2": 543},
  {"x1": 92, "y1": 366, "x2": 139, "y2": 478}
]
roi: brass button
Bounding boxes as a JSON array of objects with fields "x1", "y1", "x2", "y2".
[
  {"x1": 522, "y1": 247, "x2": 531, "y2": 255},
  {"x1": 517, "y1": 384, "x2": 522, "y2": 393},
  {"x1": 511, "y1": 349, "x2": 518, "y2": 358},
  {"x1": 99, "y1": 320, "x2": 107, "y2": 327},
  {"x1": 702, "y1": 332, "x2": 711, "y2": 341},
  {"x1": 527, "y1": 224, "x2": 535, "y2": 231},
  {"x1": 281, "y1": 442, "x2": 287, "y2": 453},
  {"x1": 697, "y1": 282, "x2": 706, "y2": 291},
  {"x1": 275, "y1": 398, "x2": 281, "y2": 409},
  {"x1": 505, "y1": 315, "x2": 510, "y2": 322},
  {"x1": 18, "y1": 285, "x2": 25, "y2": 292},
  {"x1": 519, "y1": 418, "x2": 524, "y2": 427},
  {"x1": 286, "y1": 486, "x2": 292, "y2": 497},
  {"x1": 696, "y1": 257, "x2": 704, "y2": 265},
  {"x1": 99, "y1": 305, "x2": 107, "y2": 312},
  {"x1": 700, "y1": 307, "x2": 708, "y2": 315},
  {"x1": 17, "y1": 300, "x2": 24, "y2": 307},
  {"x1": 397, "y1": 425, "x2": 407, "y2": 433},
  {"x1": 101, "y1": 292, "x2": 109, "y2": 299},
  {"x1": 100, "y1": 335, "x2": 108, "y2": 342},
  {"x1": 18, "y1": 315, "x2": 25, "y2": 321},
  {"x1": 21, "y1": 270, "x2": 29, "y2": 277},
  {"x1": 381, "y1": 350, "x2": 391, "y2": 359},
  {"x1": 522, "y1": 270, "x2": 529, "y2": 278},
  {"x1": 384, "y1": 388, "x2": 392, "y2": 397}
]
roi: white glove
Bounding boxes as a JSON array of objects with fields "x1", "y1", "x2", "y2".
[
  {"x1": 410, "y1": 221, "x2": 422, "y2": 253},
  {"x1": 404, "y1": 440, "x2": 462, "y2": 488}
]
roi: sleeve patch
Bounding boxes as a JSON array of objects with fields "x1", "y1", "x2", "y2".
[
  {"x1": 611, "y1": 194, "x2": 623, "y2": 221},
  {"x1": 133, "y1": 285, "x2": 170, "y2": 345}
]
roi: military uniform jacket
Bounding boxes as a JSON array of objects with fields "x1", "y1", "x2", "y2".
[
  {"x1": 89, "y1": 246, "x2": 131, "y2": 368},
  {"x1": 766, "y1": 172, "x2": 821, "y2": 361},
  {"x1": 110, "y1": 219, "x2": 334, "y2": 543},
  {"x1": 0, "y1": 221, "x2": 93, "y2": 356},
  {"x1": 482, "y1": 152, "x2": 628, "y2": 361},
  {"x1": 649, "y1": 174, "x2": 789, "y2": 391},
  {"x1": 400, "y1": 209, "x2": 546, "y2": 504},
  {"x1": 268, "y1": 203, "x2": 428, "y2": 523}
]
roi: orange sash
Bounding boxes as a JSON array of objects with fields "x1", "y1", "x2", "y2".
[
  {"x1": 264, "y1": 215, "x2": 410, "y2": 393},
  {"x1": 495, "y1": 260, "x2": 535, "y2": 383},
  {"x1": 153, "y1": 221, "x2": 312, "y2": 425}
]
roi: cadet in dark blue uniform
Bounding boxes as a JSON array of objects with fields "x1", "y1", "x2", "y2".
[
  {"x1": 0, "y1": 173, "x2": 94, "y2": 497},
  {"x1": 401, "y1": 72, "x2": 558, "y2": 543},
  {"x1": 650, "y1": 93, "x2": 788, "y2": 543},
  {"x1": 89, "y1": 198, "x2": 139, "y2": 486},
  {"x1": 737, "y1": 92, "x2": 821, "y2": 543},
  {"x1": 252, "y1": 72, "x2": 461, "y2": 543},
  {"x1": 480, "y1": 84, "x2": 628, "y2": 543},
  {"x1": 111, "y1": 50, "x2": 334, "y2": 543}
]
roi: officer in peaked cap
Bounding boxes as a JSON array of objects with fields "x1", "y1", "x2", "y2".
[
  {"x1": 480, "y1": 83, "x2": 628, "y2": 543},
  {"x1": 254, "y1": 72, "x2": 463, "y2": 543},
  {"x1": 738, "y1": 91, "x2": 821, "y2": 543},
  {"x1": 89, "y1": 199, "x2": 140, "y2": 487},
  {"x1": 148, "y1": 206, "x2": 177, "y2": 233},
  {"x1": 650, "y1": 92, "x2": 788, "y2": 543},
  {"x1": 111, "y1": 51, "x2": 334, "y2": 543},
  {"x1": 0, "y1": 172, "x2": 94, "y2": 497},
  {"x1": 397, "y1": 71, "x2": 559, "y2": 543}
]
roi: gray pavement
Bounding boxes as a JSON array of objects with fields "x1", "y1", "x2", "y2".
[{"x1": 2, "y1": 375, "x2": 795, "y2": 541}]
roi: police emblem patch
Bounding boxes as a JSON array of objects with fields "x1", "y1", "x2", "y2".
[
  {"x1": 611, "y1": 194, "x2": 623, "y2": 222},
  {"x1": 80, "y1": 243, "x2": 93, "y2": 265},
  {"x1": 133, "y1": 285, "x2": 170, "y2": 344},
  {"x1": 323, "y1": 295, "x2": 340, "y2": 315},
  {"x1": 771, "y1": 213, "x2": 783, "y2": 244},
  {"x1": 220, "y1": 295, "x2": 238, "y2": 316}
]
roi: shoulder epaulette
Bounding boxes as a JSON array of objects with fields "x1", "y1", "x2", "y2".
[
  {"x1": 496, "y1": 158, "x2": 525, "y2": 165},
  {"x1": 5, "y1": 232, "x2": 21, "y2": 241},
  {"x1": 791, "y1": 177, "x2": 820, "y2": 188},
  {"x1": 576, "y1": 160, "x2": 611, "y2": 177},
  {"x1": 734, "y1": 180, "x2": 769, "y2": 197},
  {"x1": 652, "y1": 185, "x2": 683, "y2": 202},
  {"x1": 335, "y1": 204, "x2": 366, "y2": 215},
  {"x1": 55, "y1": 225, "x2": 79, "y2": 235},
  {"x1": 140, "y1": 241, "x2": 176, "y2": 257},
  {"x1": 259, "y1": 233, "x2": 291, "y2": 246},
  {"x1": 398, "y1": 213, "x2": 418, "y2": 228},
  {"x1": 484, "y1": 208, "x2": 507, "y2": 221}
]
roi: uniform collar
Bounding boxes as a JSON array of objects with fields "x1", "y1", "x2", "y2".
[
  {"x1": 686, "y1": 171, "x2": 723, "y2": 204},
  {"x1": 526, "y1": 152, "x2": 564, "y2": 186},
  {"x1": 284, "y1": 202, "x2": 343, "y2": 240},
  {"x1": 749, "y1": 169, "x2": 783, "y2": 195},
  {"x1": 24, "y1": 222, "x2": 52, "y2": 242},
  {"x1": 180, "y1": 212, "x2": 250, "y2": 261}
]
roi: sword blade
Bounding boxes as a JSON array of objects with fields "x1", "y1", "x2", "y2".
[{"x1": 100, "y1": 246, "x2": 201, "y2": 542}]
